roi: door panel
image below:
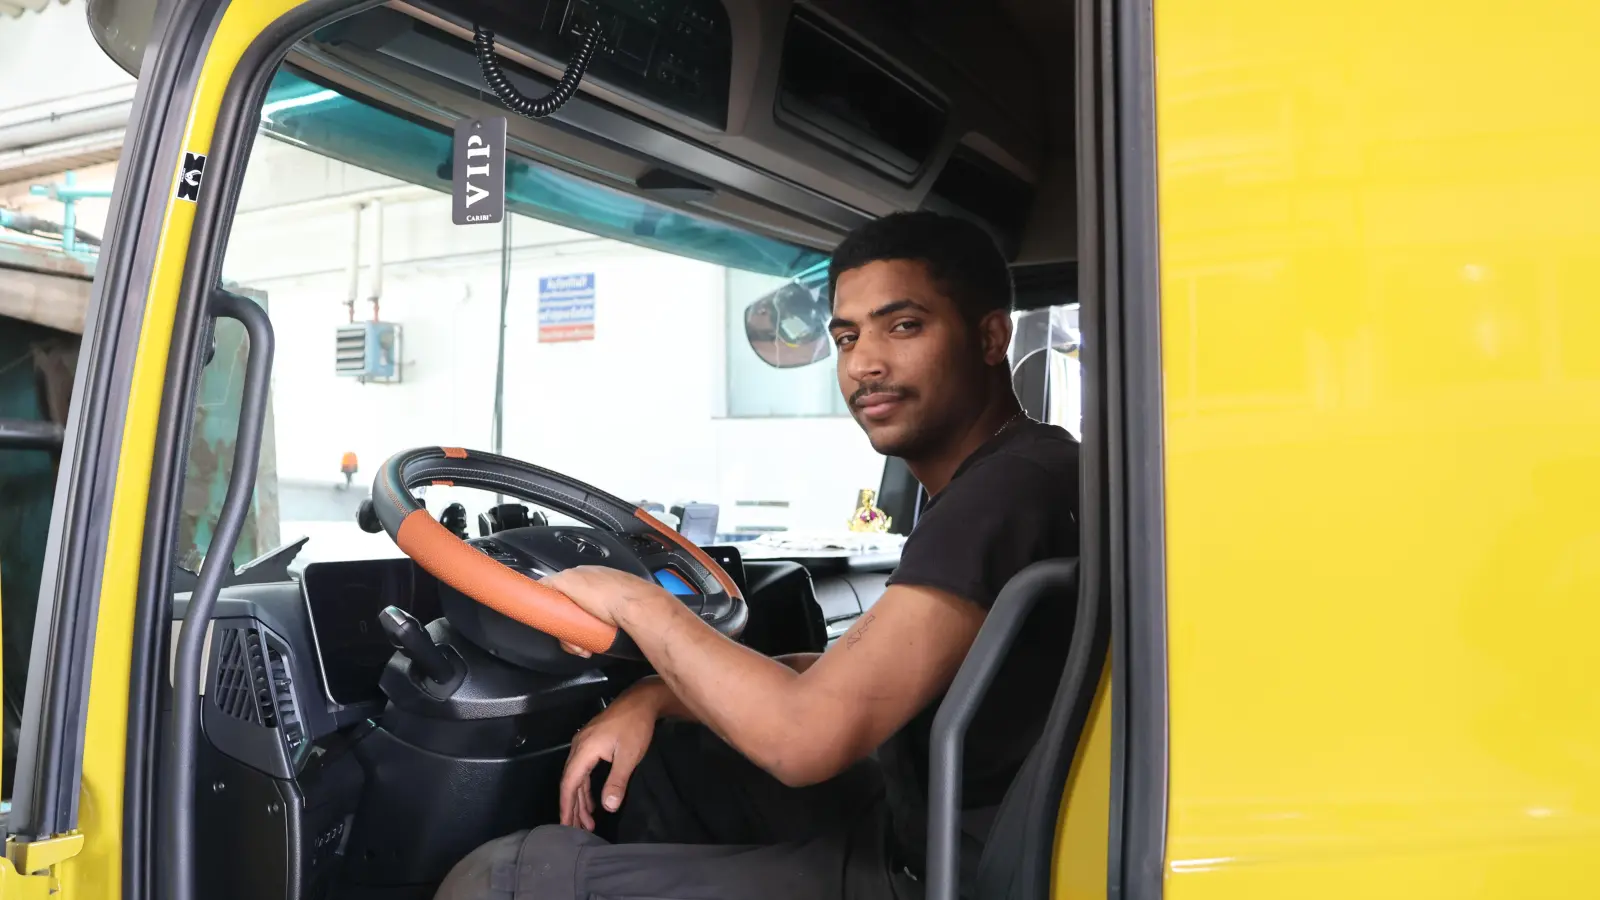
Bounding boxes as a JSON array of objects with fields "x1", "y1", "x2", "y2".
[
  {"x1": 70, "y1": 8, "x2": 323, "y2": 897},
  {"x1": 1156, "y1": 1, "x2": 1600, "y2": 897},
  {"x1": 9, "y1": 0, "x2": 237, "y2": 861},
  {"x1": 6, "y1": 1, "x2": 342, "y2": 896},
  {"x1": 1053, "y1": 663, "x2": 1112, "y2": 898}
]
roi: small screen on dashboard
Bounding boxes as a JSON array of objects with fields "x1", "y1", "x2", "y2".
[
  {"x1": 653, "y1": 568, "x2": 699, "y2": 596},
  {"x1": 301, "y1": 558, "x2": 442, "y2": 707}
]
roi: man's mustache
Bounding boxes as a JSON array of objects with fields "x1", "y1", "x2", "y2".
[{"x1": 850, "y1": 383, "x2": 912, "y2": 407}]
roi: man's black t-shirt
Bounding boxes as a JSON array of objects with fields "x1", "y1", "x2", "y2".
[{"x1": 875, "y1": 419, "x2": 1081, "y2": 874}]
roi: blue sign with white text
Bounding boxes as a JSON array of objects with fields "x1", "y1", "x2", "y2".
[{"x1": 538, "y1": 273, "x2": 595, "y2": 342}]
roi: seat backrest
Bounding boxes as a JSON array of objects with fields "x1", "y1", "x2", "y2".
[
  {"x1": 925, "y1": 558, "x2": 1108, "y2": 900},
  {"x1": 971, "y1": 653, "x2": 1106, "y2": 899}
]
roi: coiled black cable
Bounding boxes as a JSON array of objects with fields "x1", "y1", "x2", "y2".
[{"x1": 474, "y1": 24, "x2": 601, "y2": 119}]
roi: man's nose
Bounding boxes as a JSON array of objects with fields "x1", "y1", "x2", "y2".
[{"x1": 844, "y1": 333, "x2": 889, "y2": 384}]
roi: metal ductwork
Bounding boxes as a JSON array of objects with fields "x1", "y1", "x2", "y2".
[
  {"x1": 0, "y1": 84, "x2": 132, "y2": 184},
  {"x1": 0, "y1": 102, "x2": 131, "y2": 154},
  {"x1": 0, "y1": 128, "x2": 124, "y2": 185}
]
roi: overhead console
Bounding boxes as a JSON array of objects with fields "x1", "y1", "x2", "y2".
[
  {"x1": 464, "y1": 0, "x2": 735, "y2": 128},
  {"x1": 294, "y1": 0, "x2": 1060, "y2": 259},
  {"x1": 774, "y1": 9, "x2": 947, "y2": 183},
  {"x1": 771, "y1": 5, "x2": 1042, "y2": 254}
]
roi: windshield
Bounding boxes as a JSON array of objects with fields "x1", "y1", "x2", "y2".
[{"x1": 182, "y1": 69, "x2": 887, "y2": 574}]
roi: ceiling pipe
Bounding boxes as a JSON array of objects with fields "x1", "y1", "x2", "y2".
[
  {"x1": 367, "y1": 198, "x2": 383, "y2": 322},
  {"x1": 345, "y1": 202, "x2": 364, "y2": 323},
  {"x1": 0, "y1": 128, "x2": 124, "y2": 185},
  {"x1": 0, "y1": 102, "x2": 132, "y2": 154}
]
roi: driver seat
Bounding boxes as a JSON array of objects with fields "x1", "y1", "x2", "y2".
[{"x1": 927, "y1": 558, "x2": 1109, "y2": 900}]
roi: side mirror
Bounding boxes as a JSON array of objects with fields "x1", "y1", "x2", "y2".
[{"x1": 743, "y1": 280, "x2": 831, "y2": 369}]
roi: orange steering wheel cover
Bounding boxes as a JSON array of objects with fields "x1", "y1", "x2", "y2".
[
  {"x1": 634, "y1": 508, "x2": 742, "y2": 599},
  {"x1": 394, "y1": 508, "x2": 619, "y2": 654}
]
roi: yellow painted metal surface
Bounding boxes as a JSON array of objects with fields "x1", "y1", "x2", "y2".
[
  {"x1": 6, "y1": 833, "x2": 86, "y2": 875},
  {"x1": 1053, "y1": 662, "x2": 1111, "y2": 898},
  {"x1": 0, "y1": 863, "x2": 55, "y2": 900},
  {"x1": 1156, "y1": 1, "x2": 1600, "y2": 897},
  {"x1": 67, "y1": 2, "x2": 308, "y2": 896}
]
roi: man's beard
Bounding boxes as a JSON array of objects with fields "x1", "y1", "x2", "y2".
[
  {"x1": 866, "y1": 419, "x2": 939, "y2": 460},
  {"x1": 857, "y1": 400, "x2": 961, "y2": 462}
]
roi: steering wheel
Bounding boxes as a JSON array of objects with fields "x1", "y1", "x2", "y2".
[{"x1": 368, "y1": 446, "x2": 746, "y2": 663}]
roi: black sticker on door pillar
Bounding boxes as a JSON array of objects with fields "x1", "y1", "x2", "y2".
[{"x1": 177, "y1": 152, "x2": 207, "y2": 202}]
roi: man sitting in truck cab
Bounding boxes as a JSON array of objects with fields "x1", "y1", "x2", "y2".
[{"x1": 436, "y1": 211, "x2": 1082, "y2": 900}]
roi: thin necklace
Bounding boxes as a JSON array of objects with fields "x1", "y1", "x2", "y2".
[{"x1": 993, "y1": 410, "x2": 1026, "y2": 438}]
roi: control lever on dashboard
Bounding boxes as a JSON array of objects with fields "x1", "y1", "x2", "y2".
[
  {"x1": 477, "y1": 502, "x2": 545, "y2": 536},
  {"x1": 378, "y1": 606, "x2": 456, "y2": 685},
  {"x1": 440, "y1": 502, "x2": 470, "y2": 539},
  {"x1": 357, "y1": 498, "x2": 382, "y2": 534}
]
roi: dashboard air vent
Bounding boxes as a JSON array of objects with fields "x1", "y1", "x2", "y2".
[
  {"x1": 212, "y1": 627, "x2": 267, "y2": 726},
  {"x1": 265, "y1": 643, "x2": 305, "y2": 753},
  {"x1": 211, "y1": 625, "x2": 304, "y2": 752}
]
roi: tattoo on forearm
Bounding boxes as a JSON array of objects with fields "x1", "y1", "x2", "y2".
[{"x1": 846, "y1": 613, "x2": 877, "y2": 647}]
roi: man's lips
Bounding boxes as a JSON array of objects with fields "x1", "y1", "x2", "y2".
[{"x1": 855, "y1": 392, "x2": 905, "y2": 420}]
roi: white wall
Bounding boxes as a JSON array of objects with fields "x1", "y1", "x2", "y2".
[
  {"x1": 224, "y1": 137, "x2": 884, "y2": 560},
  {"x1": 0, "y1": 1, "x2": 133, "y2": 112}
]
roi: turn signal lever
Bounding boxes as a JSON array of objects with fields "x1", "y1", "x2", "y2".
[
  {"x1": 378, "y1": 605, "x2": 456, "y2": 685},
  {"x1": 357, "y1": 498, "x2": 382, "y2": 533}
]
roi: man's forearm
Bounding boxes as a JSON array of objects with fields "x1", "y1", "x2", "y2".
[
  {"x1": 779, "y1": 652, "x2": 822, "y2": 673},
  {"x1": 629, "y1": 652, "x2": 821, "y2": 722},
  {"x1": 552, "y1": 567, "x2": 981, "y2": 789}
]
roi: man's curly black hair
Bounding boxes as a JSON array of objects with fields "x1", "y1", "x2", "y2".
[{"x1": 826, "y1": 211, "x2": 1013, "y2": 324}]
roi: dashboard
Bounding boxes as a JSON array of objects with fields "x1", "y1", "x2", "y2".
[
  {"x1": 300, "y1": 559, "x2": 444, "y2": 708},
  {"x1": 174, "y1": 542, "x2": 884, "y2": 898},
  {"x1": 174, "y1": 538, "x2": 874, "y2": 775},
  {"x1": 297, "y1": 549, "x2": 731, "y2": 709}
]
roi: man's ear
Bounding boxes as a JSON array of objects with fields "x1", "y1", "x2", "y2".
[{"x1": 977, "y1": 309, "x2": 1013, "y2": 367}]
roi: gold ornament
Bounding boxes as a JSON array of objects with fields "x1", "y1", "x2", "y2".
[{"x1": 848, "y1": 488, "x2": 892, "y2": 533}]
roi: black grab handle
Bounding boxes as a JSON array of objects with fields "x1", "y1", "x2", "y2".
[
  {"x1": 925, "y1": 558, "x2": 1081, "y2": 900},
  {"x1": 166, "y1": 289, "x2": 275, "y2": 900}
]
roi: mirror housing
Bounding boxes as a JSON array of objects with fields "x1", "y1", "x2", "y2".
[{"x1": 743, "y1": 279, "x2": 832, "y2": 368}]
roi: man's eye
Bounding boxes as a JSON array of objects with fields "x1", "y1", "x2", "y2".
[
  {"x1": 834, "y1": 333, "x2": 857, "y2": 348},
  {"x1": 891, "y1": 320, "x2": 921, "y2": 333}
]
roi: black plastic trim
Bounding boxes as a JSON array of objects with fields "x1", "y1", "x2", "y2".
[
  {"x1": 1112, "y1": 0, "x2": 1169, "y2": 896},
  {"x1": 0, "y1": 419, "x2": 65, "y2": 451},
  {"x1": 123, "y1": 5, "x2": 384, "y2": 900},
  {"x1": 1012, "y1": 261, "x2": 1079, "y2": 311},
  {"x1": 774, "y1": 8, "x2": 947, "y2": 184},
  {"x1": 166, "y1": 288, "x2": 275, "y2": 900},
  {"x1": 1081, "y1": 0, "x2": 1169, "y2": 896},
  {"x1": 356, "y1": 7, "x2": 872, "y2": 237},
  {"x1": 925, "y1": 558, "x2": 1088, "y2": 900},
  {"x1": 8, "y1": 0, "x2": 231, "y2": 843},
  {"x1": 199, "y1": 619, "x2": 297, "y2": 781},
  {"x1": 875, "y1": 456, "x2": 918, "y2": 538},
  {"x1": 1071, "y1": 6, "x2": 1133, "y2": 900},
  {"x1": 975, "y1": 563, "x2": 1110, "y2": 900}
]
